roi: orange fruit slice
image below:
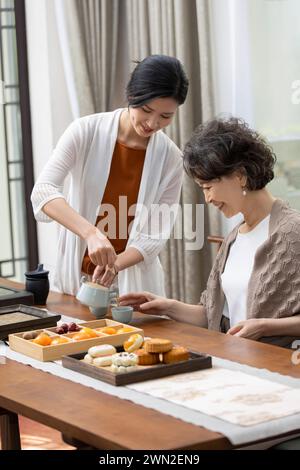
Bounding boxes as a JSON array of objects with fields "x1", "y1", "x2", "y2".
[
  {"x1": 118, "y1": 327, "x2": 134, "y2": 334},
  {"x1": 50, "y1": 337, "x2": 69, "y2": 345},
  {"x1": 32, "y1": 333, "x2": 52, "y2": 346},
  {"x1": 100, "y1": 327, "x2": 117, "y2": 335},
  {"x1": 80, "y1": 327, "x2": 98, "y2": 338},
  {"x1": 72, "y1": 332, "x2": 91, "y2": 341}
]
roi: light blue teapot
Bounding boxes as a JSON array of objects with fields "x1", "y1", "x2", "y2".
[{"x1": 76, "y1": 276, "x2": 118, "y2": 318}]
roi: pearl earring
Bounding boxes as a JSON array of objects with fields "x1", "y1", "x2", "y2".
[{"x1": 242, "y1": 188, "x2": 247, "y2": 196}]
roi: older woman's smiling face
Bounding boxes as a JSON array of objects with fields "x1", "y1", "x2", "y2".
[{"x1": 197, "y1": 173, "x2": 247, "y2": 218}]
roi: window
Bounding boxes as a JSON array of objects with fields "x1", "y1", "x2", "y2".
[
  {"x1": 0, "y1": 0, "x2": 37, "y2": 280},
  {"x1": 248, "y1": 0, "x2": 300, "y2": 210},
  {"x1": 211, "y1": 0, "x2": 300, "y2": 233}
]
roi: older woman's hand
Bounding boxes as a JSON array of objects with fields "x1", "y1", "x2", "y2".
[
  {"x1": 119, "y1": 291, "x2": 172, "y2": 316},
  {"x1": 227, "y1": 318, "x2": 267, "y2": 340}
]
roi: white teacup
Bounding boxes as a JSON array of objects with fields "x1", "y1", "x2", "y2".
[
  {"x1": 111, "y1": 306, "x2": 133, "y2": 324},
  {"x1": 76, "y1": 277, "x2": 117, "y2": 318}
]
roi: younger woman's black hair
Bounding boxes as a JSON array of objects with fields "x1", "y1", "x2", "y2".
[{"x1": 126, "y1": 55, "x2": 189, "y2": 107}]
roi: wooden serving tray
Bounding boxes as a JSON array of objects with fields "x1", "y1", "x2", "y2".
[
  {"x1": 0, "y1": 285, "x2": 34, "y2": 308},
  {"x1": 8, "y1": 319, "x2": 144, "y2": 362},
  {"x1": 0, "y1": 304, "x2": 61, "y2": 340},
  {"x1": 62, "y1": 350, "x2": 212, "y2": 386}
]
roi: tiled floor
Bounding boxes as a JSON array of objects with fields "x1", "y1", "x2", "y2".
[{"x1": 15, "y1": 417, "x2": 75, "y2": 450}]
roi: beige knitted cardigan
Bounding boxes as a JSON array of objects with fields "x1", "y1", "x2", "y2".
[{"x1": 200, "y1": 199, "x2": 300, "y2": 347}]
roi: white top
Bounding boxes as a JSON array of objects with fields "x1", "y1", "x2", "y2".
[
  {"x1": 31, "y1": 109, "x2": 183, "y2": 296},
  {"x1": 221, "y1": 215, "x2": 270, "y2": 327}
]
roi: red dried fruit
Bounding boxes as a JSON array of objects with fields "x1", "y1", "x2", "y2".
[
  {"x1": 60, "y1": 323, "x2": 69, "y2": 333},
  {"x1": 68, "y1": 322, "x2": 78, "y2": 332},
  {"x1": 55, "y1": 327, "x2": 65, "y2": 335}
]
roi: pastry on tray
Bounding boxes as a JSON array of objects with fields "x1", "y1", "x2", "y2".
[
  {"x1": 111, "y1": 352, "x2": 138, "y2": 373},
  {"x1": 144, "y1": 338, "x2": 173, "y2": 354},
  {"x1": 135, "y1": 348, "x2": 160, "y2": 366},
  {"x1": 93, "y1": 356, "x2": 113, "y2": 367},
  {"x1": 111, "y1": 352, "x2": 138, "y2": 367},
  {"x1": 111, "y1": 364, "x2": 137, "y2": 373},
  {"x1": 83, "y1": 344, "x2": 117, "y2": 367},
  {"x1": 162, "y1": 346, "x2": 189, "y2": 364},
  {"x1": 88, "y1": 344, "x2": 116, "y2": 358},
  {"x1": 123, "y1": 333, "x2": 144, "y2": 353}
]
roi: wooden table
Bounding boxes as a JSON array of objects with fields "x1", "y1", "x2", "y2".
[{"x1": 0, "y1": 278, "x2": 300, "y2": 450}]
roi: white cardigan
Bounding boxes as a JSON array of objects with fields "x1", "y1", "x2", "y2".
[{"x1": 31, "y1": 109, "x2": 183, "y2": 296}]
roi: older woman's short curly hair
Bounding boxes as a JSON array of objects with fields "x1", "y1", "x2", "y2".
[{"x1": 183, "y1": 117, "x2": 276, "y2": 190}]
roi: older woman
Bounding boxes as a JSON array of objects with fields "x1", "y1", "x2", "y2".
[{"x1": 120, "y1": 117, "x2": 300, "y2": 348}]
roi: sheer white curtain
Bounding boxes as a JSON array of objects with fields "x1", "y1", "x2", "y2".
[{"x1": 55, "y1": 0, "x2": 128, "y2": 115}]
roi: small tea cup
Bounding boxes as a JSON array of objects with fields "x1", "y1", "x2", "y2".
[{"x1": 111, "y1": 306, "x2": 133, "y2": 324}]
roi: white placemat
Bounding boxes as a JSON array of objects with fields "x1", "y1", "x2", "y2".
[
  {"x1": 1, "y1": 317, "x2": 300, "y2": 446},
  {"x1": 128, "y1": 367, "x2": 300, "y2": 427}
]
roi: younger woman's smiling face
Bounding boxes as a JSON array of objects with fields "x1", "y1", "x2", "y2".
[
  {"x1": 129, "y1": 97, "x2": 178, "y2": 137},
  {"x1": 197, "y1": 172, "x2": 247, "y2": 218}
]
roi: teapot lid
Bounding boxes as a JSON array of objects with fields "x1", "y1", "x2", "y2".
[{"x1": 25, "y1": 263, "x2": 49, "y2": 277}]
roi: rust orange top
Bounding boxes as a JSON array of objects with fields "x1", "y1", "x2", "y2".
[{"x1": 81, "y1": 141, "x2": 146, "y2": 275}]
